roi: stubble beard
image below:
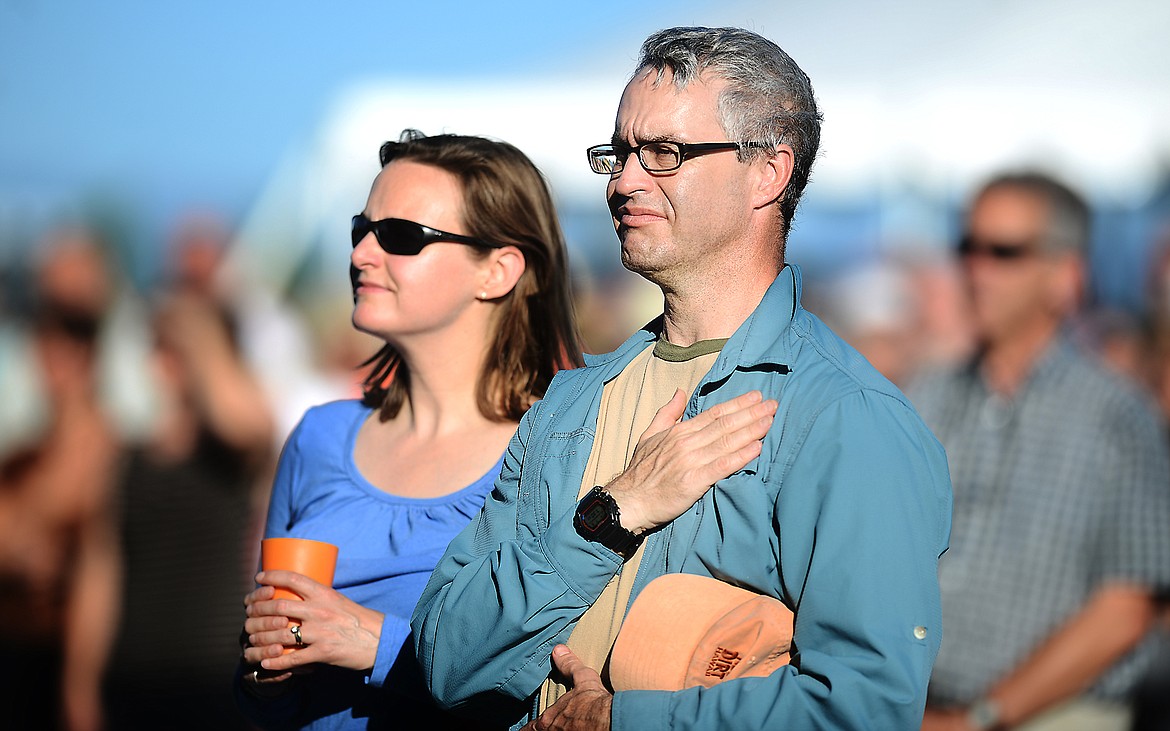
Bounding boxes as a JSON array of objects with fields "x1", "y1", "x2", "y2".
[{"x1": 618, "y1": 228, "x2": 676, "y2": 291}]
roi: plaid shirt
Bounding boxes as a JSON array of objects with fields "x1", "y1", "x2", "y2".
[{"x1": 909, "y1": 336, "x2": 1170, "y2": 706}]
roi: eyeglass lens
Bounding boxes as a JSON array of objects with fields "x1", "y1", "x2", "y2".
[{"x1": 591, "y1": 142, "x2": 683, "y2": 173}]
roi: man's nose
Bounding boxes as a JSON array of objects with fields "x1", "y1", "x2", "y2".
[{"x1": 612, "y1": 150, "x2": 653, "y2": 195}]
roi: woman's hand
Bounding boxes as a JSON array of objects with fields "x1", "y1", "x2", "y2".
[
  {"x1": 243, "y1": 570, "x2": 384, "y2": 673},
  {"x1": 240, "y1": 583, "x2": 295, "y2": 690}
]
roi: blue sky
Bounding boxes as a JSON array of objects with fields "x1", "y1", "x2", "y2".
[
  {"x1": 7, "y1": 0, "x2": 1168, "y2": 219},
  {"x1": 0, "y1": 1, "x2": 704, "y2": 225}
]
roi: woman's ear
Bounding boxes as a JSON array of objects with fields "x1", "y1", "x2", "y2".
[
  {"x1": 478, "y1": 246, "x2": 527, "y2": 300},
  {"x1": 753, "y1": 144, "x2": 795, "y2": 210}
]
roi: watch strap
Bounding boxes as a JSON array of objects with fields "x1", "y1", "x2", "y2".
[{"x1": 574, "y1": 486, "x2": 643, "y2": 559}]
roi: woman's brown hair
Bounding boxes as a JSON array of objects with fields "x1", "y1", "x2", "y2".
[{"x1": 359, "y1": 130, "x2": 583, "y2": 422}]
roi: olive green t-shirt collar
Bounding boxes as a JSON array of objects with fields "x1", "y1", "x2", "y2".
[{"x1": 652, "y1": 337, "x2": 729, "y2": 362}]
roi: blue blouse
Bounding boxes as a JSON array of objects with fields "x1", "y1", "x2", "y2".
[{"x1": 238, "y1": 399, "x2": 502, "y2": 730}]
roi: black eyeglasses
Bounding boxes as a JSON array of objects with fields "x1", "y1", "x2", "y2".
[
  {"x1": 351, "y1": 214, "x2": 499, "y2": 255},
  {"x1": 956, "y1": 235, "x2": 1041, "y2": 262},
  {"x1": 586, "y1": 140, "x2": 766, "y2": 174}
]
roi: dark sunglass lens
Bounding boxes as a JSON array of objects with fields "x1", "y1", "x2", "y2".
[
  {"x1": 991, "y1": 245, "x2": 1029, "y2": 260},
  {"x1": 373, "y1": 219, "x2": 428, "y2": 255},
  {"x1": 351, "y1": 215, "x2": 370, "y2": 248},
  {"x1": 957, "y1": 236, "x2": 1032, "y2": 261}
]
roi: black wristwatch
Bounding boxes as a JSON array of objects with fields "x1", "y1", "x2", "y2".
[{"x1": 574, "y1": 486, "x2": 643, "y2": 560}]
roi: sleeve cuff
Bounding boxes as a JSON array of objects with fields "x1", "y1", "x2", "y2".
[
  {"x1": 537, "y1": 508, "x2": 624, "y2": 603},
  {"x1": 611, "y1": 689, "x2": 671, "y2": 731},
  {"x1": 367, "y1": 612, "x2": 412, "y2": 688}
]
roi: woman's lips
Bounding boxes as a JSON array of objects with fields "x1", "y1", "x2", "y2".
[{"x1": 354, "y1": 281, "x2": 389, "y2": 295}]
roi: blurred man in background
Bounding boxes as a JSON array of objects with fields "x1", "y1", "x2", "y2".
[
  {"x1": 1, "y1": 219, "x2": 277, "y2": 730},
  {"x1": 98, "y1": 218, "x2": 274, "y2": 730},
  {"x1": 0, "y1": 228, "x2": 125, "y2": 731},
  {"x1": 101, "y1": 290, "x2": 272, "y2": 729},
  {"x1": 910, "y1": 172, "x2": 1170, "y2": 731}
]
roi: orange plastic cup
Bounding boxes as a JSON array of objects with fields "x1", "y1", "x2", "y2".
[
  {"x1": 261, "y1": 537, "x2": 338, "y2": 653},
  {"x1": 261, "y1": 537, "x2": 339, "y2": 601}
]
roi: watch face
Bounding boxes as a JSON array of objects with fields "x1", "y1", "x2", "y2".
[
  {"x1": 575, "y1": 487, "x2": 642, "y2": 559},
  {"x1": 579, "y1": 497, "x2": 609, "y2": 531}
]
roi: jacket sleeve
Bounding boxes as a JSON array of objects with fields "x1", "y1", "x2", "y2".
[
  {"x1": 410, "y1": 397, "x2": 624, "y2": 716},
  {"x1": 611, "y1": 390, "x2": 953, "y2": 730}
]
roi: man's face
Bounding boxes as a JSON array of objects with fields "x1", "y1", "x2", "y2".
[
  {"x1": 960, "y1": 186, "x2": 1069, "y2": 345},
  {"x1": 606, "y1": 69, "x2": 759, "y2": 284}
]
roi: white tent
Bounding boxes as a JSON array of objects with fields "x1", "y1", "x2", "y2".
[{"x1": 228, "y1": 0, "x2": 1170, "y2": 302}]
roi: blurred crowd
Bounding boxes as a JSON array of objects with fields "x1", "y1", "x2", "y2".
[
  {"x1": 0, "y1": 217, "x2": 377, "y2": 730},
  {"x1": 1, "y1": 175, "x2": 1168, "y2": 729}
]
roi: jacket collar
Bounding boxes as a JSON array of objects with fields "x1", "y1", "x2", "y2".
[{"x1": 706, "y1": 263, "x2": 800, "y2": 380}]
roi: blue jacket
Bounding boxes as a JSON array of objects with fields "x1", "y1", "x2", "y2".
[{"x1": 412, "y1": 265, "x2": 953, "y2": 730}]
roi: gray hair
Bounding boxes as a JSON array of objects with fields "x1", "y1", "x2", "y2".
[
  {"x1": 635, "y1": 26, "x2": 823, "y2": 240},
  {"x1": 977, "y1": 172, "x2": 1091, "y2": 255}
]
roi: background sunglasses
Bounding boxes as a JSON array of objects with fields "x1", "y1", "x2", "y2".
[
  {"x1": 956, "y1": 235, "x2": 1040, "y2": 261},
  {"x1": 351, "y1": 214, "x2": 499, "y2": 255}
]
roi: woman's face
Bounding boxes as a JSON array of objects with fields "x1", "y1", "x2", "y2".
[{"x1": 350, "y1": 160, "x2": 489, "y2": 345}]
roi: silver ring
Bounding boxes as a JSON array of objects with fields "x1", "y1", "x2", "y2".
[
  {"x1": 290, "y1": 624, "x2": 304, "y2": 646},
  {"x1": 251, "y1": 669, "x2": 260, "y2": 683}
]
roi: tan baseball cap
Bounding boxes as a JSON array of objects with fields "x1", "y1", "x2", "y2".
[{"x1": 609, "y1": 573, "x2": 793, "y2": 692}]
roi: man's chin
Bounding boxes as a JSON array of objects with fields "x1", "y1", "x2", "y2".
[
  {"x1": 619, "y1": 247, "x2": 667, "y2": 281},
  {"x1": 618, "y1": 228, "x2": 655, "y2": 254}
]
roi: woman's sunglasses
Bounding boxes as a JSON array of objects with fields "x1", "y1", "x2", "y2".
[{"x1": 351, "y1": 214, "x2": 500, "y2": 255}]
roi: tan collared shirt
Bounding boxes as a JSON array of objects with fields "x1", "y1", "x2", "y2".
[{"x1": 538, "y1": 337, "x2": 726, "y2": 710}]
